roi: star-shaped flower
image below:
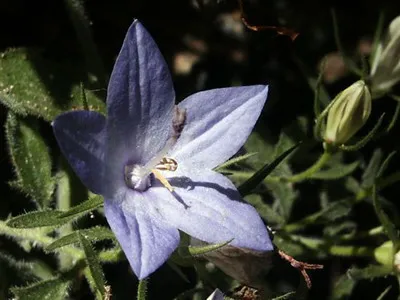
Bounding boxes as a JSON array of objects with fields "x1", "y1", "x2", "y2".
[{"x1": 52, "y1": 20, "x2": 273, "y2": 279}]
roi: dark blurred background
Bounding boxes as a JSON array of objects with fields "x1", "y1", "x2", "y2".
[{"x1": 1, "y1": 0, "x2": 400, "y2": 299}]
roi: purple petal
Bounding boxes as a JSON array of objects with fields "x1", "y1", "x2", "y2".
[
  {"x1": 106, "y1": 20, "x2": 175, "y2": 167},
  {"x1": 207, "y1": 289, "x2": 225, "y2": 300},
  {"x1": 149, "y1": 169, "x2": 273, "y2": 252},
  {"x1": 170, "y1": 85, "x2": 268, "y2": 170},
  {"x1": 52, "y1": 111, "x2": 106, "y2": 194},
  {"x1": 104, "y1": 191, "x2": 180, "y2": 279}
]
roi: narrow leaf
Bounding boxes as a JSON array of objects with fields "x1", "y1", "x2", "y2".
[
  {"x1": 386, "y1": 97, "x2": 400, "y2": 132},
  {"x1": 347, "y1": 264, "x2": 392, "y2": 280},
  {"x1": 340, "y1": 114, "x2": 385, "y2": 152},
  {"x1": 214, "y1": 152, "x2": 258, "y2": 170},
  {"x1": 362, "y1": 149, "x2": 383, "y2": 188},
  {"x1": 188, "y1": 239, "x2": 233, "y2": 257},
  {"x1": 98, "y1": 246, "x2": 124, "y2": 263},
  {"x1": 330, "y1": 273, "x2": 356, "y2": 300},
  {"x1": 6, "y1": 112, "x2": 55, "y2": 208},
  {"x1": 7, "y1": 210, "x2": 71, "y2": 228},
  {"x1": 46, "y1": 226, "x2": 115, "y2": 251},
  {"x1": 58, "y1": 195, "x2": 103, "y2": 218},
  {"x1": 238, "y1": 143, "x2": 300, "y2": 196},
  {"x1": 11, "y1": 277, "x2": 71, "y2": 300},
  {"x1": 244, "y1": 194, "x2": 286, "y2": 225},
  {"x1": 372, "y1": 186, "x2": 400, "y2": 248},
  {"x1": 0, "y1": 252, "x2": 38, "y2": 283},
  {"x1": 377, "y1": 151, "x2": 396, "y2": 178},
  {"x1": 7, "y1": 196, "x2": 103, "y2": 228},
  {"x1": 79, "y1": 232, "x2": 106, "y2": 296}
]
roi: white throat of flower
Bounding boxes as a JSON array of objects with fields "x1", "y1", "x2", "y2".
[{"x1": 124, "y1": 106, "x2": 186, "y2": 192}]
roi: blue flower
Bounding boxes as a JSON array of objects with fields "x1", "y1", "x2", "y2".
[
  {"x1": 52, "y1": 20, "x2": 273, "y2": 279},
  {"x1": 207, "y1": 289, "x2": 225, "y2": 300}
]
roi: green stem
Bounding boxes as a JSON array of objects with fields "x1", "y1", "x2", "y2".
[
  {"x1": 137, "y1": 279, "x2": 148, "y2": 300},
  {"x1": 284, "y1": 150, "x2": 332, "y2": 183},
  {"x1": 56, "y1": 158, "x2": 75, "y2": 269}
]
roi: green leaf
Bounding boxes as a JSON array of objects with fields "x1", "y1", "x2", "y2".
[
  {"x1": 58, "y1": 195, "x2": 103, "y2": 218},
  {"x1": 340, "y1": 113, "x2": 385, "y2": 152},
  {"x1": 268, "y1": 180, "x2": 299, "y2": 222},
  {"x1": 269, "y1": 130, "x2": 301, "y2": 220},
  {"x1": 347, "y1": 264, "x2": 392, "y2": 280},
  {"x1": 238, "y1": 143, "x2": 300, "y2": 196},
  {"x1": 315, "y1": 200, "x2": 353, "y2": 223},
  {"x1": 98, "y1": 246, "x2": 124, "y2": 263},
  {"x1": 137, "y1": 279, "x2": 148, "y2": 300},
  {"x1": 362, "y1": 149, "x2": 382, "y2": 188},
  {"x1": 11, "y1": 277, "x2": 71, "y2": 300},
  {"x1": 377, "y1": 151, "x2": 396, "y2": 178},
  {"x1": 284, "y1": 199, "x2": 352, "y2": 232},
  {"x1": 244, "y1": 194, "x2": 286, "y2": 225},
  {"x1": 244, "y1": 132, "x2": 276, "y2": 168},
  {"x1": 374, "y1": 241, "x2": 394, "y2": 266},
  {"x1": 79, "y1": 232, "x2": 106, "y2": 296},
  {"x1": 323, "y1": 221, "x2": 356, "y2": 237},
  {"x1": 0, "y1": 252, "x2": 38, "y2": 284},
  {"x1": 372, "y1": 186, "x2": 400, "y2": 249},
  {"x1": 214, "y1": 152, "x2": 258, "y2": 171},
  {"x1": 7, "y1": 196, "x2": 103, "y2": 228},
  {"x1": 7, "y1": 210, "x2": 71, "y2": 228},
  {"x1": 0, "y1": 48, "x2": 105, "y2": 121},
  {"x1": 330, "y1": 273, "x2": 356, "y2": 300},
  {"x1": 188, "y1": 239, "x2": 233, "y2": 257},
  {"x1": 46, "y1": 226, "x2": 116, "y2": 251},
  {"x1": 310, "y1": 161, "x2": 359, "y2": 180},
  {"x1": 5, "y1": 112, "x2": 55, "y2": 208}
]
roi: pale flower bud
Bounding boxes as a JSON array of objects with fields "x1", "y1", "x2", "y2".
[
  {"x1": 370, "y1": 15, "x2": 400, "y2": 97},
  {"x1": 324, "y1": 80, "x2": 372, "y2": 145}
]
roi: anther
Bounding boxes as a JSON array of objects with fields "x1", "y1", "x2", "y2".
[
  {"x1": 172, "y1": 106, "x2": 186, "y2": 140},
  {"x1": 155, "y1": 157, "x2": 178, "y2": 171}
]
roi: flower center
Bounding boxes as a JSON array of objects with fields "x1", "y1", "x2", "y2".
[{"x1": 124, "y1": 106, "x2": 186, "y2": 192}]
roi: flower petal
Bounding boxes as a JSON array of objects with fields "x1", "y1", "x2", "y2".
[
  {"x1": 52, "y1": 111, "x2": 106, "y2": 194},
  {"x1": 171, "y1": 85, "x2": 268, "y2": 169},
  {"x1": 104, "y1": 191, "x2": 180, "y2": 279},
  {"x1": 207, "y1": 289, "x2": 225, "y2": 300},
  {"x1": 106, "y1": 20, "x2": 175, "y2": 166},
  {"x1": 150, "y1": 169, "x2": 273, "y2": 252}
]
